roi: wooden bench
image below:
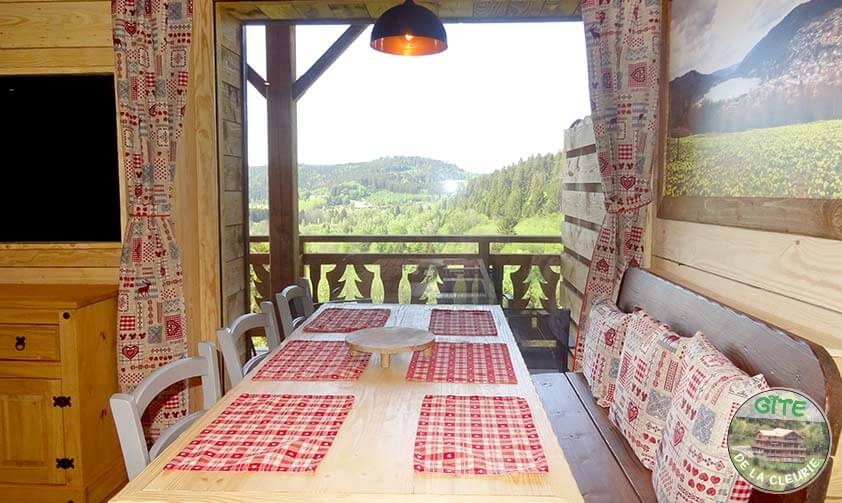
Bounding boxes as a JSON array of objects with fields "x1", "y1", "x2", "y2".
[{"x1": 534, "y1": 268, "x2": 842, "y2": 503}]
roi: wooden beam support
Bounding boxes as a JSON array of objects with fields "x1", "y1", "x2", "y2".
[
  {"x1": 246, "y1": 64, "x2": 268, "y2": 97},
  {"x1": 266, "y1": 24, "x2": 299, "y2": 295},
  {"x1": 292, "y1": 24, "x2": 367, "y2": 101}
]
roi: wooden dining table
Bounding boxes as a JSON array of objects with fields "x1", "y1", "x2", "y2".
[{"x1": 110, "y1": 304, "x2": 584, "y2": 503}]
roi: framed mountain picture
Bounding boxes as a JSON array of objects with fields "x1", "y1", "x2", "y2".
[{"x1": 659, "y1": 0, "x2": 842, "y2": 240}]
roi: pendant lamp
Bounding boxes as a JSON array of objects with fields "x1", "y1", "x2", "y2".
[{"x1": 370, "y1": 0, "x2": 447, "y2": 56}]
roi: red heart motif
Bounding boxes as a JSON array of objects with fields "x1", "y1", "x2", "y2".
[
  {"x1": 710, "y1": 475, "x2": 721, "y2": 484},
  {"x1": 692, "y1": 467, "x2": 699, "y2": 476},
  {"x1": 627, "y1": 403, "x2": 639, "y2": 422},
  {"x1": 620, "y1": 176, "x2": 636, "y2": 189},
  {"x1": 707, "y1": 488, "x2": 716, "y2": 496},
  {"x1": 125, "y1": 21, "x2": 137, "y2": 36},
  {"x1": 604, "y1": 328, "x2": 616, "y2": 347},
  {"x1": 596, "y1": 258, "x2": 610, "y2": 273},
  {"x1": 122, "y1": 345, "x2": 140, "y2": 360},
  {"x1": 699, "y1": 473, "x2": 708, "y2": 482},
  {"x1": 688, "y1": 479, "x2": 695, "y2": 488},
  {"x1": 696, "y1": 483, "x2": 706, "y2": 492},
  {"x1": 672, "y1": 424, "x2": 685, "y2": 446}
]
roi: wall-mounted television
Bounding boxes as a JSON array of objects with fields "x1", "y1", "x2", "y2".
[{"x1": 0, "y1": 75, "x2": 122, "y2": 242}]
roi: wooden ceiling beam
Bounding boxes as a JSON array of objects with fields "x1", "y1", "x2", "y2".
[{"x1": 292, "y1": 24, "x2": 368, "y2": 101}]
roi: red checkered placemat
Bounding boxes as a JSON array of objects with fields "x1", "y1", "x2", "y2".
[
  {"x1": 406, "y1": 342, "x2": 516, "y2": 384},
  {"x1": 302, "y1": 308, "x2": 391, "y2": 333},
  {"x1": 163, "y1": 393, "x2": 354, "y2": 472},
  {"x1": 413, "y1": 395, "x2": 549, "y2": 475},
  {"x1": 428, "y1": 309, "x2": 498, "y2": 336},
  {"x1": 253, "y1": 341, "x2": 370, "y2": 381}
]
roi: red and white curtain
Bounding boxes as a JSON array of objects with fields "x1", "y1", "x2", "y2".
[
  {"x1": 572, "y1": 0, "x2": 662, "y2": 370},
  {"x1": 112, "y1": 0, "x2": 193, "y2": 438}
]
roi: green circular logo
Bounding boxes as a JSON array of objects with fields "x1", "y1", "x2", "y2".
[{"x1": 727, "y1": 388, "x2": 831, "y2": 494}]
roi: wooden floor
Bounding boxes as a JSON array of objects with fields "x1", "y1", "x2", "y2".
[{"x1": 505, "y1": 309, "x2": 570, "y2": 373}]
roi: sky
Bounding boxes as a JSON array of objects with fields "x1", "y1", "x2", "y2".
[
  {"x1": 245, "y1": 22, "x2": 590, "y2": 174},
  {"x1": 669, "y1": 0, "x2": 809, "y2": 80}
]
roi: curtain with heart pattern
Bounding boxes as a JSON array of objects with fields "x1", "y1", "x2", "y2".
[
  {"x1": 571, "y1": 0, "x2": 662, "y2": 370},
  {"x1": 112, "y1": 0, "x2": 193, "y2": 439}
]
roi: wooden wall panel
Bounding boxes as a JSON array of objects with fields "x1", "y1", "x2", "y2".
[
  {"x1": 654, "y1": 219, "x2": 842, "y2": 314},
  {"x1": 562, "y1": 191, "x2": 605, "y2": 226},
  {"x1": 0, "y1": 2, "x2": 111, "y2": 48},
  {"x1": 561, "y1": 219, "x2": 597, "y2": 260},
  {"x1": 0, "y1": 47, "x2": 113, "y2": 74},
  {"x1": 560, "y1": 252, "x2": 588, "y2": 294},
  {"x1": 216, "y1": 7, "x2": 248, "y2": 324},
  {"x1": 561, "y1": 117, "x2": 600, "y2": 369},
  {"x1": 562, "y1": 152, "x2": 600, "y2": 184},
  {"x1": 171, "y1": 0, "x2": 222, "y2": 416},
  {"x1": 650, "y1": 256, "x2": 842, "y2": 359}
]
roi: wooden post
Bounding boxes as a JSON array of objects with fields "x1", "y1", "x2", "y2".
[{"x1": 266, "y1": 24, "x2": 299, "y2": 295}]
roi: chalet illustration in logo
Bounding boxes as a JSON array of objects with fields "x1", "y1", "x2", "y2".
[{"x1": 752, "y1": 428, "x2": 806, "y2": 464}]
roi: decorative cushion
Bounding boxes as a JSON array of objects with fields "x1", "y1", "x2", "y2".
[
  {"x1": 582, "y1": 300, "x2": 634, "y2": 407},
  {"x1": 609, "y1": 310, "x2": 691, "y2": 469},
  {"x1": 653, "y1": 333, "x2": 768, "y2": 503}
]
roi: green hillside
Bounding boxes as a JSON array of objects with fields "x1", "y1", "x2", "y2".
[
  {"x1": 666, "y1": 120, "x2": 842, "y2": 198},
  {"x1": 456, "y1": 152, "x2": 564, "y2": 234},
  {"x1": 248, "y1": 153, "x2": 564, "y2": 245}
]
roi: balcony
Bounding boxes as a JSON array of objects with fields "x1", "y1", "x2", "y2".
[{"x1": 249, "y1": 234, "x2": 569, "y2": 370}]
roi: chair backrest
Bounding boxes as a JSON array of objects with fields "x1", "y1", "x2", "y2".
[
  {"x1": 276, "y1": 282, "x2": 315, "y2": 339},
  {"x1": 109, "y1": 341, "x2": 222, "y2": 480},
  {"x1": 216, "y1": 303, "x2": 282, "y2": 387}
]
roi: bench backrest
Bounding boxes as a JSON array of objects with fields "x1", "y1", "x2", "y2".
[{"x1": 616, "y1": 268, "x2": 841, "y2": 502}]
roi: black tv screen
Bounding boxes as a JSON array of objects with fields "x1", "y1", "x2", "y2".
[{"x1": 0, "y1": 75, "x2": 122, "y2": 242}]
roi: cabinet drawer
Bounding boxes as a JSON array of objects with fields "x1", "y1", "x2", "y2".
[{"x1": 0, "y1": 325, "x2": 60, "y2": 361}]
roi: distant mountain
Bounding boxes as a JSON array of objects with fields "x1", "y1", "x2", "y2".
[
  {"x1": 669, "y1": 0, "x2": 842, "y2": 135},
  {"x1": 300, "y1": 156, "x2": 468, "y2": 193},
  {"x1": 249, "y1": 156, "x2": 470, "y2": 204},
  {"x1": 737, "y1": 0, "x2": 839, "y2": 78}
]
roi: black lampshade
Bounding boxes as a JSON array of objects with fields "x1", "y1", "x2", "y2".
[{"x1": 370, "y1": 0, "x2": 447, "y2": 56}]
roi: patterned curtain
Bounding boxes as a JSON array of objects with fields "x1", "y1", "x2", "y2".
[
  {"x1": 112, "y1": 0, "x2": 193, "y2": 438},
  {"x1": 571, "y1": 0, "x2": 662, "y2": 370}
]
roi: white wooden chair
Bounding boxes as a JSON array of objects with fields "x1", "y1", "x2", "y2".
[
  {"x1": 276, "y1": 280, "x2": 316, "y2": 339},
  {"x1": 216, "y1": 301, "x2": 282, "y2": 387},
  {"x1": 109, "y1": 341, "x2": 222, "y2": 480}
]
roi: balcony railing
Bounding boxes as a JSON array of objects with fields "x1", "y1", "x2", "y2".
[{"x1": 249, "y1": 234, "x2": 563, "y2": 310}]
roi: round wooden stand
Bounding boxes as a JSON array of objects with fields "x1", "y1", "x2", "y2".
[{"x1": 345, "y1": 327, "x2": 435, "y2": 368}]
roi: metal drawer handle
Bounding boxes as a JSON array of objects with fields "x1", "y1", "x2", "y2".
[{"x1": 14, "y1": 336, "x2": 25, "y2": 351}]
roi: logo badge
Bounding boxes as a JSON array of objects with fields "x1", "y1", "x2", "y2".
[{"x1": 727, "y1": 388, "x2": 831, "y2": 494}]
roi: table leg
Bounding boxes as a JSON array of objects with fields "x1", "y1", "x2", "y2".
[
  {"x1": 380, "y1": 353, "x2": 391, "y2": 369},
  {"x1": 423, "y1": 347, "x2": 433, "y2": 358}
]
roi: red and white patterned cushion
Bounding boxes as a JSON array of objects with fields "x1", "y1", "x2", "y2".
[
  {"x1": 582, "y1": 300, "x2": 634, "y2": 407},
  {"x1": 653, "y1": 333, "x2": 768, "y2": 502},
  {"x1": 609, "y1": 311, "x2": 691, "y2": 469}
]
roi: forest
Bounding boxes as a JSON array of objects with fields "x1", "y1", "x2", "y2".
[{"x1": 249, "y1": 153, "x2": 565, "y2": 255}]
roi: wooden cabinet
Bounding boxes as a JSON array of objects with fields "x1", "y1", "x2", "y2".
[{"x1": 0, "y1": 285, "x2": 126, "y2": 503}]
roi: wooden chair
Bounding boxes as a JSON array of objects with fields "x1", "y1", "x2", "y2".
[
  {"x1": 216, "y1": 301, "x2": 282, "y2": 387},
  {"x1": 109, "y1": 341, "x2": 222, "y2": 480},
  {"x1": 276, "y1": 281, "x2": 315, "y2": 339}
]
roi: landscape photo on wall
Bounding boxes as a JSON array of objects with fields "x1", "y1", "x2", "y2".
[{"x1": 664, "y1": 0, "x2": 841, "y2": 203}]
